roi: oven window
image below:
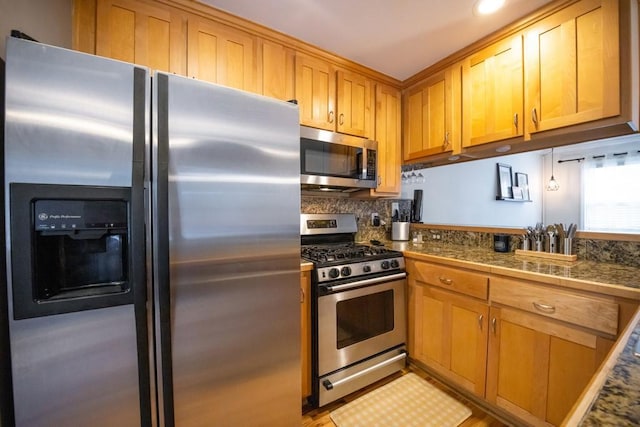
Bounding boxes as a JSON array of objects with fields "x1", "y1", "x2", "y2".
[{"x1": 336, "y1": 290, "x2": 394, "y2": 349}]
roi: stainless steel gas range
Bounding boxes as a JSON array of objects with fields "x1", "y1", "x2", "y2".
[{"x1": 301, "y1": 213, "x2": 407, "y2": 407}]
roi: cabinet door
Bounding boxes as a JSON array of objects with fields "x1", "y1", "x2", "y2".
[
  {"x1": 300, "y1": 271, "x2": 311, "y2": 399},
  {"x1": 463, "y1": 35, "x2": 523, "y2": 147},
  {"x1": 260, "y1": 39, "x2": 294, "y2": 101},
  {"x1": 96, "y1": 0, "x2": 184, "y2": 74},
  {"x1": 404, "y1": 66, "x2": 460, "y2": 161},
  {"x1": 371, "y1": 83, "x2": 401, "y2": 196},
  {"x1": 487, "y1": 306, "x2": 613, "y2": 426},
  {"x1": 336, "y1": 70, "x2": 373, "y2": 137},
  {"x1": 412, "y1": 283, "x2": 488, "y2": 397},
  {"x1": 525, "y1": 0, "x2": 619, "y2": 135},
  {"x1": 187, "y1": 17, "x2": 258, "y2": 92},
  {"x1": 295, "y1": 53, "x2": 336, "y2": 130}
]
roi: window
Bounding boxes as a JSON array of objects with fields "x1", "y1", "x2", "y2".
[{"x1": 582, "y1": 153, "x2": 640, "y2": 233}]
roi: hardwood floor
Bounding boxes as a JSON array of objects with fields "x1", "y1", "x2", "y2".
[{"x1": 302, "y1": 364, "x2": 509, "y2": 427}]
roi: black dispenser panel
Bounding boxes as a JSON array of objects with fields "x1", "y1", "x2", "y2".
[
  {"x1": 34, "y1": 200, "x2": 127, "y2": 231},
  {"x1": 10, "y1": 183, "x2": 135, "y2": 319}
]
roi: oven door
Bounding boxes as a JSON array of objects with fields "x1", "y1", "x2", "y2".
[{"x1": 317, "y1": 272, "x2": 406, "y2": 376}]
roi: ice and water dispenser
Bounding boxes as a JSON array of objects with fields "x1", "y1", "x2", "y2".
[{"x1": 10, "y1": 184, "x2": 135, "y2": 319}]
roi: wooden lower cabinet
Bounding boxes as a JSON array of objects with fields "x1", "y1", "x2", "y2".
[
  {"x1": 300, "y1": 270, "x2": 311, "y2": 400},
  {"x1": 410, "y1": 283, "x2": 489, "y2": 397},
  {"x1": 406, "y1": 258, "x2": 627, "y2": 426},
  {"x1": 486, "y1": 306, "x2": 614, "y2": 426},
  {"x1": 407, "y1": 260, "x2": 489, "y2": 397}
]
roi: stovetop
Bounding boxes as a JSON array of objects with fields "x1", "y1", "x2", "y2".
[{"x1": 301, "y1": 242, "x2": 401, "y2": 264}]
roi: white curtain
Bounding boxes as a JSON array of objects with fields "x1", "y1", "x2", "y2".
[{"x1": 582, "y1": 150, "x2": 640, "y2": 233}]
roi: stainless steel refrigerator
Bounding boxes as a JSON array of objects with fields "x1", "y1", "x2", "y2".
[{"x1": 2, "y1": 37, "x2": 301, "y2": 426}]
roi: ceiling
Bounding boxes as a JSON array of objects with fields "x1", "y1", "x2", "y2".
[{"x1": 198, "y1": 0, "x2": 555, "y2": 81}]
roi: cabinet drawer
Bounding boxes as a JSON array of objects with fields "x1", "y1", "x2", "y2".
[
  {"x1": 413, "y1": 262, "x2": 488, "y2": 300},
  {"x1": 490, "y1": 277, "x2": 618, "y2": 336}
]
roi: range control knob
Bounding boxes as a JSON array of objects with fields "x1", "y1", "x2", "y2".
[
  {"x1": 381, "y1": 260, "x2": 390, "y2": 270},
  {"x1": 341, "y1": 266, "x2": 352, "y2": 277},
  {"x1": 362, "y1": 265, "x2": 372, "y2": 273},
  {"x1": 328, "y1": 268, "x2": 340, "y2": 278},
  {"x1": 390, "y1": 259, "x2": 400, "y2": 269}
]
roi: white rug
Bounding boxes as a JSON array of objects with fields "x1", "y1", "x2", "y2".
[{"x1": 330, "y1": 373, "x2": 472, "y2": 427}]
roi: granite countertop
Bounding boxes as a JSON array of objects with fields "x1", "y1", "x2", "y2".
[
  {"x1": 389, "y1": 241, "x2": 640, "y2": 298},
  {"x1": 579, "y1": 317, "x2": 640, "y2": 426},
  {"x1": 383, "y1": 240, "x2": 640, "y2": 426}
]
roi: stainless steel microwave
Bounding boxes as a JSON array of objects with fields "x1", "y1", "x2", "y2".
[{"x1": 300, "y1": 125, "x2": 377, "y2": 192}]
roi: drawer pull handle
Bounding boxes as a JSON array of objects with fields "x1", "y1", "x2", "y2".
[
  {"x1": 439, "y1": 277, "x2": 453, "y2": 285},
  {"x1": 533, "y1": 302, "x2": 556, "y2": 313}
]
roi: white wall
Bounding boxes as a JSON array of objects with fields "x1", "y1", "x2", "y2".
[
  {"x1": 0, "y1": 0, "x2": 72, "y2": 59},
  {"x1": 401, "y1": 134, "x2": 640, "y2": 230},
  {"x1": 401, "y1": 151, "x2": 543, "y2": 228}
]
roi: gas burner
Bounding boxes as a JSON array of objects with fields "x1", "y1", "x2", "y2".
[{"x1": 301, "y1": 243, "x2": 397, "y2": 264}]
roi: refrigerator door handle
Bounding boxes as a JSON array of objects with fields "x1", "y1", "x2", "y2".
[
  {"x1": 131, "y1": 66, "x2": 152, "y2": 427},
  {"x1": 154, "y1": 72, "x2": 176, "y2": 425}
]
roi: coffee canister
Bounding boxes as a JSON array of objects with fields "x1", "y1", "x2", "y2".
[
  {"x1": 493, "y1": 234, "x2": 510, "y2": 252},
  {"x1": 392, "y1": 222, "x2": 410, "y2": 241}
]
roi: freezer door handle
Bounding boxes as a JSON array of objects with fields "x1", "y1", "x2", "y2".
[{"x1": 322, "y1": 350, "x2": 407, "y2": 390}]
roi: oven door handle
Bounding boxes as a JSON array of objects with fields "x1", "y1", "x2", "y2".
[
  {"x1": 323, "y1": 272, "x2": 407, "y2": 293},
  {"x1": 322, "y1": 350, "x2": 407, "y2": 390}
]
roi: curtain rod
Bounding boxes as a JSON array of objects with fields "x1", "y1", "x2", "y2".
[{"x1": 558, "y1": 150, "x2": 640, "y2": 163}]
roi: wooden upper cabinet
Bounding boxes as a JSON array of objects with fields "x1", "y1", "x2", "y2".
[
  {"x1": 295, "y1": 53, "x2": 336, "y2": 131},
  {"x1": 294, "y1": 53, "x2": 374, "y2": 137},
  {"x1": 463, "y1": 35, "x2": 524, "y2": 148},
  {"x1": 524, "y1": 0, "x2": 620, "y2": 135},
  {"x1": 403, "y1": 65, "x2": 461, "y2": 161},
  {"x1": 95, "y1": 0, "x2": 184, "y2": 74},
  {"x1": 336, "y1": 70, "x2": 373, "y2": 137},
  {"x1": 259, "y1": 39, "x2": 295, "y2": 101},
  {"x1": 187, "y1": 16, "x2": 258, "y2": 93},
  {"x1": 371, "y1": 84, "x2": 402, "y2": 196}
]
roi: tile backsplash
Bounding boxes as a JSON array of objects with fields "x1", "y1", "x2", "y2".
[
  {"x1": 301, "y1": 196, "x2": 411, "y2": 242},
  {"x1": 301, "y1": 196, "x2": 640, "y2": 268}
]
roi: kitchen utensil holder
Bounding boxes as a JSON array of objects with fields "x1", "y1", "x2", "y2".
[
  {"x1": 563, "y1": 238, "x2": 573, "y2": 255},
  {"x1": 515, "y1": 249, "x2": 577, "y2": 262},
  {"x1": 391, "y1": 222, "x2": 410, "y2": 241}
]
